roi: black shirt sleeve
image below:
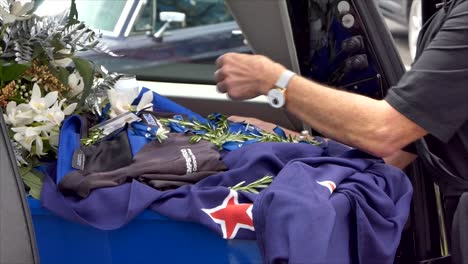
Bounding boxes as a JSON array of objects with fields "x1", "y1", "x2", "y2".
[{"x1": 385, "y1": 1, "x2": 468, "y2": 143}]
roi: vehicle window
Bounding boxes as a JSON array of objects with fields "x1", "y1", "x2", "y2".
[
  {"x1": 379, "y1": 0, "x2": 422, "y2": 67},
  {"x1": 56, "y1": 0, "x2": 251, "y2": 84},
  {"x1": 134, "y1": 0, "x2": 234, "y2": 31},
  {"x1": 75, "y1": 0, "x2": 128, "y2": 32}
]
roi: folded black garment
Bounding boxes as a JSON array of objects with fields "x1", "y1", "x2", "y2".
[
  {"x1": 80, "y1": 129, "x2": 134, "y2": 173},
  {"x1": 59, "y1": 133, "x2": 227, "y2": 198}
]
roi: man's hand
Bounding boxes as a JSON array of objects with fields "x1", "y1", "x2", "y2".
[
  {"x1": 214, "y1": 53, "x2": 286, "y2": 100},
  {"x1": 383, "y1": 150, "x2": 418, "y2": 170}
]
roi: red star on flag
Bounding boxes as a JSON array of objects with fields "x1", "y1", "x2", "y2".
[{"x1": 202, "y1": 190, "x2": 254, "y2": 239}]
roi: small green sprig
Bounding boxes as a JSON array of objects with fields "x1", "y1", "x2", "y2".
[
  {"x1": 229, "y1": 176, "x2": 274, "y2": 194},
  {"x1": 81, "y1": 128, "x2": 106, "y2": 146}
]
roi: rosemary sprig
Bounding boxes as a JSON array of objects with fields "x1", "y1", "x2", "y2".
[
  {"x1": 160, "y1": 114, "x2": 320, "y2": 148},
  {"x1": 81, "y1": 128, "x2": 106, "y2": 146},
  {"x1": 229, "y1": 176, "x2": 274, "y2": 193}
]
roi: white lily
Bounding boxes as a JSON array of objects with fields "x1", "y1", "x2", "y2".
[
  {"x1": 12, "y1": 124, "x2": 55, "y2": 156},
  {"x1": 29, "y1": 83, "x2": 58, "y2": 114},
  {"x1": 4, "y1": 101, "x2": 34, "y2": 126},
  {"x1": 0, "y1": 0, "x2": 34, "y2": 24},
  {"x1": 107, "y1": 89, "x2": 153, "y2": 118},
  {"x1": 35, "y1": 99, "x2": 77, "y2": 125},
  {"x1": 48, "y1": 128, "x2": 60, "y2": 148},
  {"x1": 68, "y1": 70, "x2": 84, "y2": 97}
]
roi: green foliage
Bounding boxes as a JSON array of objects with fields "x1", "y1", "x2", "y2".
[
  {"x1": 20, "y1": 166, "x2": 44, "y2": 199},
  {"x1": 67, "y1": 0, "x2": 79, "y2": 26},
  {"x1": 160, "y1": 114, "x2": 320, "y2": 149},
  {"x1": 49, "y1": 63, "x2": 70, "y2": 87},
  {"x1": 81, "y1": 128, "x2": 106, "y2": 146},
  {"x1": 0, "y1": 63, "x2": 30, "y2": 83},
  {"x1": 73, "y1": 57, "x2": 94, "y2": 107},
  {"x1": 229, "y1": 176, "x2": 274, "y2": 194}
]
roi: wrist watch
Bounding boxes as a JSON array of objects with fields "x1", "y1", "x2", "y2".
[{"x1": 267, "y1": 70, "x2": 296, "y2": 108}]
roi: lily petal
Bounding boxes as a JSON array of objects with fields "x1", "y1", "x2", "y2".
[
  {"x1": 31, "y1": 83, "x2": 41, "y2": 100},
  {"x1": 63, "y1": 103, "x2": 77, "y2": 115},
  {"x1": 35, "y1": 136, "x2": 45, "y2": 156},
  {"x1": 0, "y1": 7, "x2": 16, "y2": 23},
  {"x1": 44, "y1": 91, "x2": 59, "y2": 108},
  {"x1": 18, "y1": 2, "x2": 34, "y2": 16},
  {"x1": 136, "y1": 91, "x2": 153, "y2": 112},
  {"x1": 5, "y1": 101, "x2": 16, "y2": 114}
]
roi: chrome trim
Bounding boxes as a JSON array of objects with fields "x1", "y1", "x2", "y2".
[
  {"x1": 125, "y1": 0, "x2": 145, "y2": 37},
  {"x1": 138, "y1": 81, "x2": 267, "y2": 103},
  {"x1": 113, "y1": 0, "x2": 136, "y2": 37},
  {"x1": 434, "y1": 183, "x2": 450, "y2": 256}
]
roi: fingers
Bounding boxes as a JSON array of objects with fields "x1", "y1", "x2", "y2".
[
  {"x1": 215, "y1": 52, "x2": 236, "y2": 68},
  {"x1": 213, "y1": 68, "x2": 226, "y2": 83},
  {"x1": 216, "y1": 80, "x2": 228, "y2": 94},
  {"x1": 215, "y1": 54, "x2": 225, "y2": 68},
  {"x1": 215, "y1": 53, "x2": 232, "y2": 94}
]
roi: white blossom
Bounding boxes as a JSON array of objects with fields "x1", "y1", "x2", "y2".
[
  {"x1": 29, "y1": 83, "x2": 58, "y2": 114},
  {"x1": 68, "y1": 70, "x2": 84, "y2": 97},
  {"x1": 4, "y1": 101, "x2": 34, "y2": 126},
  {"x1": 0, "y1": 0, "x2": 34, "y2": 24},
  {"x1": 48, "y1": 128, "x2": 60, "y2": 148},
  {"x1": 12, "y1": 124, "x2": 55, "y2": 156},
  {"x1": 35, "y1": 99, "x2": 77, "y2": 126},
  {"x1": 107, "y1": 89, "x2": 153, "y2": 118}
]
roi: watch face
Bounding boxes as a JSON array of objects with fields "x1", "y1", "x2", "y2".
[{"x1": 267, "y1": 88, "x2": 285, "y2": 108}]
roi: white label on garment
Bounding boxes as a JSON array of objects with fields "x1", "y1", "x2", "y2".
[
  {"x1": 142, "y1": 113, "x2": 158, "y2": 126},
  {"x1": 181, "y1": 148, "x2": 198, "y2": 174}
]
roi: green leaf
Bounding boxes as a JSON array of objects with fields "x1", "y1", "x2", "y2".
[
  {"x1": 72, "y1": 57, "x2": 94, "y2": 108},
  {"x1": 49, "y1": 65, "x2": 70, "y2": 87},
  {"x1": 21, "y1": 167, "x2": 44, "y2": 199},
  {"x1": 0, "y1": 63, "x2": 30, "y2": 82},
  {"x1": 68, "y1": 0, "x2": 79, "y2": 25}
]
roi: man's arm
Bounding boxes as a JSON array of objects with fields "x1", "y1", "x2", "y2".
[
  {"x1": 229, "y1": 114, "x2": 417, "y2": 169},
  {"x1": 215, "y1": 53, "x2": 427, "y2": 158}
]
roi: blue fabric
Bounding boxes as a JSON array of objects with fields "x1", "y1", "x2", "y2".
[
  {"x1": 127, "y1": 129, "x2": 151, "y2": 156},
  {"x1": 56, "y1": 115, "x2": 84, "y2": 183},
  {"x1": 49, "y1": 91, "x2": 412, "y2": 263},
  {"x1": 252, "y1": 146, "x2": 412, "y2": 264},
  {"x1": 272, "y1": 126, "x2": 287, "y2": 139},
  {"x1": 42, "y1": 139, "x2": 412, "y2": 263}
]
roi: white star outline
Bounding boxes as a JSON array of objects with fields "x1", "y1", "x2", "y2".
[{"x1": 201, "y1": 189, "x2": 254, "y2": 239}]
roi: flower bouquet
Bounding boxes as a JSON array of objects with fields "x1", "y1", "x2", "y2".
[{"x1": 0, "y1": 0, "x2": 121, "y2": 198}]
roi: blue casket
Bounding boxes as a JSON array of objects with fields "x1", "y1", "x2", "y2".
[{"x1": 28, "y1": 197, "x2": 261, "y2": 264}]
